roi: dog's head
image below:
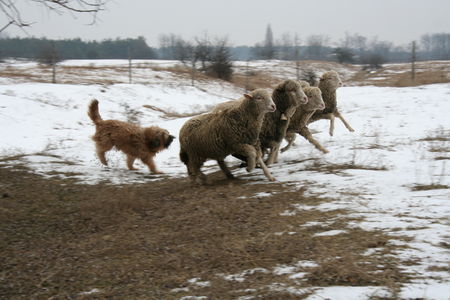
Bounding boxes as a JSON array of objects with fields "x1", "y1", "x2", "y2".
[{"x1": 144, "y1": 126, "x2": 175, "y2": 152}]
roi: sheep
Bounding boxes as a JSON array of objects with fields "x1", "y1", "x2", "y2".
[
  {"x1": 179, "y1": 89, "x2": 276, "y2": 184},
  {"x1": 213, "y1": 80, "x2": 308, "y2": 166},
  {"x1": 284, "y1": 71, "x2": 354, "y2": 154},
  {"x1": 312, "y1": 70, "x2": 354, "y2": 137},
  {"x1": 281, "y1": 81, "x2": 326, "y2": 153},
  {"x1": 258, "y1": 79, "x2": 308, "y2": 165}
]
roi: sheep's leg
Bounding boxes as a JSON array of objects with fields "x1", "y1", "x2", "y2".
[
  {"x1": 187, "y1": 156, "x2": 208, "y2": 184},
  {"x1": 266, "y1": 143, "x2": 280, "y2": 165},
  {"x1": 232, "y1": 144, "x2": 257, "y2": 172},
  {"x1": 281, "y1": 132, "x2": 296, "y2": 153},
  {"x1": 257, "y1": 156, "x2": 275, "y2": 181},
  {"x1": 299, "y1": 127, "x2": 329, "y2": 154},
  {"x1": 329, "y1": 114, "x2": 336, "y2": 136},
  {"x1": 335, "y1": 111, "x2": 355, "y2": 132},
  {"x1": 217, "y1": 159, "x2": 235, "y2": 179},
  {"x1": 273, "y1": 146, "x2": 280, "y2": 163}
]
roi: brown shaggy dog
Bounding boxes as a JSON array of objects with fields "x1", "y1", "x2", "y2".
[{"x1": 88, "y1": 99, "x2": 174, "y2": 174}]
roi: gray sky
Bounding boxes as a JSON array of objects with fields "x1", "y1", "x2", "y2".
[{"x1": 5, "y1": 0, "x2": 450, "y2": 47}]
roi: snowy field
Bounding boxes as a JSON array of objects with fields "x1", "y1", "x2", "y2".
[{"x1": 1, "y1": 60, "x2": 449, "y2": 299}]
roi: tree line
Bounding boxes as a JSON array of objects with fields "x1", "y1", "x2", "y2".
[
  {"x1": 0, "y1": 36, "x2": 157, "y2": 60},
  {"x1": 1, "y1": 30, "x2": 449, "y2": 83},
  {"x1": 1, "y1": 31, "x2": 449, "y2": 64}
]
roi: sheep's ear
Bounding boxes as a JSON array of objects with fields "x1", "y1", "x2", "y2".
[
  {"x1": 244, "y1": 93, "x2": 253, "y2": 100},
  {"x1": 280, "y1": 114, "x2": 288, "y2": 120}
]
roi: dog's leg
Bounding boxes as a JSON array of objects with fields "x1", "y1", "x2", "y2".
[
  {"x1": 142, "y1": 155, "x2": 163, "y2": 174},
  {"x1": 126, "y1": 155, "x2": 138, "y2": 170},
  {"x1": 96, "y1": 148, "x2": 108, "y2": 166}
]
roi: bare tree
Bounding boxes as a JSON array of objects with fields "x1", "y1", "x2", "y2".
[
  {"x1": 333, "y1": 47, "x2": 354, "y2": 64},
  {"x1": 158, "y1": 33, "x2": 179, "y2": 59},
  {"x1": 0, "y1": 0, "x2": 107, "y2": 33},
  {"x1": 340, "y1": 32, "x2": 367, "y2": 63},
  {"x1": 194, "y1": 33, "x2": 212, "y2": 71},
  {"x1": 277, "y1": 32, "x2": 294, "y2": 60},
  {"x1": 305, "y1": 34, "x2": 330, "y2": 60},
  {"x1": 206, "y1": 37, "x2": 233, "y2": 81}
]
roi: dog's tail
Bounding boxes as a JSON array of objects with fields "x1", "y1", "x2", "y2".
[{"x1": 88, "y1": 99, "x2": 103, "y2": 125}]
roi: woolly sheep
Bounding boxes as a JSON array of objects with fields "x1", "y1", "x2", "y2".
[
  {"x1": 259, "y1": 79, "x2": 308, "y2": 165},
  {"x1": 285, "y1": 71, "x2": 354, "y2": 154},
  {"x1": 179, "y1": 89, "x2": 276, "y2": 184},
  {"x1": 213, "y1": 80, "x2": 308, "y2": 166},
  {"x1": 311, "y1": 70, "x2": 354, "y2": 137},
  {"x1": 281, "y1": 81, "x2": 326, "y2": 153}
]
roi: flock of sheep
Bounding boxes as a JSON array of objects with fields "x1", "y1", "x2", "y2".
[{"x1": 179, "y1": 70, "x2": 354, "y2": 184}]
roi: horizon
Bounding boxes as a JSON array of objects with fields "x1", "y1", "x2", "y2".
[
  {"x1": 2, "y1": 0, "x2": 450, "y2": 49},
  {"x1": 2, "y1": 32, "x2": 448, "y2": 49}
]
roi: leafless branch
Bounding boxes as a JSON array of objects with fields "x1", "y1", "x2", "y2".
[{"x1": 0, "y1": 0, "x2": 107, "y2": 33}]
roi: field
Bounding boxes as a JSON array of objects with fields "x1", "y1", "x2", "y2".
[{"x1": 1, "y1": 59, "x2": 449, "y2": 299}]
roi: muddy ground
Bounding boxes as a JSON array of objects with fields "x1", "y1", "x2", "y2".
[{"x1": 0, "y1": 160, "x2": 410, "y2": 299}]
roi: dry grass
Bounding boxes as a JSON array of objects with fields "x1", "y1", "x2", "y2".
[
  {"x1": 231, "y1": 71, "x2": 280, "y2": 90},
  {"x1": 0, "y1": 162, "x2": 412, "y2": 299},
  {"x1": 301, "y1": 160, "x2": 388, "y2": 175},
  {"x1": 142, "y1": 104, "x2": 213, "y2": 119},
  {"x1": 349, "y1": 61, "x2": 450, "y2": 87},
  {"x1": 2, "y1": 59, "x2": 449, "y2": 88},
  {"x1": 391, "y1": 70, "x2": 449, "y2": 87},
  {"x1": 410, "y1": 184, "x2": 450, "y2": 191}
]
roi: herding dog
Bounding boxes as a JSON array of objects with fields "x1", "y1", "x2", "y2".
[{"x1": 88, "y1": 99, "x2": 174, "y2": 174}]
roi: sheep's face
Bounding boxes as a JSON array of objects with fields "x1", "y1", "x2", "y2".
[
  {"x1": 278, "y1": 80, "x2": 308, "y2": 107},
  {"x1": 292, "y1": 87, "x2": 308, "y2": 105},
  {"x1": 303, "y1": 87, "x2": 325, "y2": 111},
  {"x1": 244, "y1": 89, "x2": 276, "y2": 113},
  {"x1": 320, "y1": 71, "x2": 343, "y2": 90}
]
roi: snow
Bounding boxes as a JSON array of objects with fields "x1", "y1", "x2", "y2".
[{"x1": 1, "y1": 59, "x2": 449, "y2": 299}]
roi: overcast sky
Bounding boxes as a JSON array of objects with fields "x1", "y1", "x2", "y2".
[{"x1": 4, "y1": 0, "x2": 450, "y2": 47}]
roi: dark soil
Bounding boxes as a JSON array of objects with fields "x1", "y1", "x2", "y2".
[{"x1": 0, "y1": 162, "x2": 407, "y2": 299}]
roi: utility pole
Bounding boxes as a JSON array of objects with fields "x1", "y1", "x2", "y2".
[
  {"x1": 191, "y1": 59, "x2": 196, "y2": 87},
  {"x1": 245, "y1": 59, "x2": 250, "y2": 92},
  {"x1": 411, "y1": 41, "x2": 416, "y2": 82},
  {"x1": 128, "y1": 45, "x2": 132, "y2": 84},
  {"x1": 294, "y1": 33, "x2": 300, "y2": 80}
]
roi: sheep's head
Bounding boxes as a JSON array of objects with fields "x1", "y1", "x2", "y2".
[
  {"x1": 274, "y1": 80, "x2": 308, "y2": 120},
  {"x1": 319, "y1": 70, "x2": 343, "y2": 90},
  {"x1": 298, "y1": 80, "x2": 310, "y2": 89},
  {"x1": 303, "y1": 87, "x2": 325, "y2": 112},
  {"x1": 244, "y1": 89, "x2": 276, "y2": 114}
]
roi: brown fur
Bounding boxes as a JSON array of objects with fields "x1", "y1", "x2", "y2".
[{"x1": 88, "y1": 99, "x2": 174, "y2": 174}]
